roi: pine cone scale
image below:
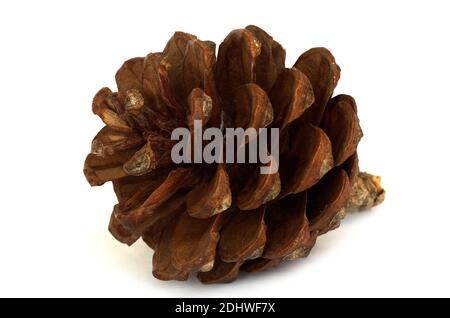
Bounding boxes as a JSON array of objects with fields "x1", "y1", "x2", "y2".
[
  {"x1": 307, "y1": 169, "x2": 351, "y2": 233},
  {"x1": 294, "y1": 47, "x2": 341, "y2": 125},
  {"x1": 262, "y1": 193, "x2": 309, "y2": 259},
  {"x1": 218, "y1": 207, "x2": 266, "y2": 262}
]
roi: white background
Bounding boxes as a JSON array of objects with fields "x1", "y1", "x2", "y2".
[{"x1": 1, "y1": 0, "x2": 449, "y2": 297}]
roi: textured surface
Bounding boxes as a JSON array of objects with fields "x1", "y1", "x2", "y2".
[{"x1": 83, "y1": 25, "x2": 384, "y2": 283}]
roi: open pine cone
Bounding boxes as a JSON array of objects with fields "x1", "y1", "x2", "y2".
[{"x1": 84, "y1": 25, "x2": 385, "y2": 284}]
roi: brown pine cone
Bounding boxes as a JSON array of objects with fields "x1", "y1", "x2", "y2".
[{"x1": 83, "y1": 25, "x2": 385, "y2": 284}]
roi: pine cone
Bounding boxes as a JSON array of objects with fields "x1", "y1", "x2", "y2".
[{"x1": 84, "y1": 25, "x2": 385, "y2": 284}]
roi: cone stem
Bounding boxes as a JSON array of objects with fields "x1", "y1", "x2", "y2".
[{"x1": 346, "y1": 172, "x2": 385, "y2": 212}]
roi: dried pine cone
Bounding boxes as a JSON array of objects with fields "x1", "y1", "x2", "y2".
[{"x1": 84, "y1": 25, "x2": 385, "y2": 284}]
